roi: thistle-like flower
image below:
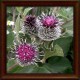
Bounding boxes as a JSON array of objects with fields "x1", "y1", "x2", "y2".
[
  {"x1": 37, "y1": 14, "x2": 63, "y2": 41},
  {"x1": 15, "y1": 43, "x2": 38, "y2": 67},
  {"x1": 23, "y1": 15, "x2": 37, "y2": 34},
  {"x1": 41, "y1": 16, "x2": 58, "y2": 28}
]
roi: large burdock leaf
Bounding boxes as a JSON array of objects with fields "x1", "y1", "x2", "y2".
[
  {"x1": 10, "y1": 65, "x2": 50, "y2": 73},
  {"x1": 44, "y1": 44, "x2": 64, "y2": 60},
  {"x1": 62, "y1": 67, "x2": 73, "y2": 73},
  {"x1": 53, "y1": 36, "x2": 73, "y2": 56},
  {"x1": 30, "y1": 66, "x2": 51, "y2": 73},
  {"x1": 53, "y1": 44, "x2": 64, "y2": 56},
  {"x1": 44, "y1": 56, "x2": 72, "y2": 73},
  {"x1": 13, "y1": 65, "x2": 37, "y2": 73},
  {"x1": 7, "y1": 59, "x2": 50, "y2": 73},
  {"x1": 13, "y1": 65, "x2": 51, "y2": 73},
  {"x1": 7, "y1": 59, "x2": 36, "y2": 73},
  {"x1": 36, "y1": 67, "x2": 51, "y2": 73},
  {"x1": 7, "y1": 57, "x2": 72, "y2": 73}
]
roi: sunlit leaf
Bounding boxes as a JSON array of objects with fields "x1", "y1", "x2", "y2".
[
  {"x1": 53, "y1": 44, "x2": 64, "y2": 56},
  {"x1": 53, "y1": 36, "x2": 73, "y2": 56},
  {"x1": 16, "y1": 7, "x2": 23, "y2": 13},
  {"x1": 23, "y1": 7, "x2": 32, "y2": 16},
  {"x1": 62, "y1": 20, "x2": 73, "y2": 30},
  {"x1": 44, "y1": 44, "x2": 64, "y2": 60},
  {"x1": 14, "y1": 14, "x2": 20, "y2": 35},
  {"x1": 63, "y1": 29, "x2": 73, "y2": 37}
]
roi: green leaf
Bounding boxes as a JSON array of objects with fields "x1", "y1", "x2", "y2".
[
  {"x1": 63, "y1": 29, "x2": 73, "y2": 37},
  {"x1": 14, "y1": 65, "x2": 37, "y2": 73},
  {"x1": 7, "y1": 27, "x2": 12, "y2": 32},
  {"x1": 14, "y1": 14, "x2": 20, "y2": 35},
  {"x1": 7, "y1": 59, "x2": 50, "y2": 73},
  {"x1": 20, "y1": 19, "x2": 24, "y2": 28},
  {"x1": 62, "y1": 68, "x2": 73, "y2": 73},
  {"x1": 66, "y1": 30, "x2": 73, "y2": 35},
  {"x1": 7, "y1": 57, "x2": 72, "y2": 73},
  {"x1": 7, "y1": 59, "x2": 15, "y2": 68},
  {"x1": 44, "y1": 44, "x2": 64, "y2": 60},
  {"x1": 7, "y1": 7, "x2": 12, "y2": 14},
  {"x1": 53, "y1": 44, "x2": 64, "y2": 56},
  {"x1": 7, "y1": 59, "x2": 35, "y2": 73},
  {"x1": 44, "y1": 56, "x2": 72, "y2": 73},
  {"x1": 8, "y1": 65, "x2": 23, "y2": 73},
  {"x1": 10, "y1": 64, "x2": 51, "y2": 73},
  {"x1": 66, "y1": 8, "x2": 73, "y2": 19},
  {"x1": 58, "y1": 8, "x2": 68, "y2": 20},
  {"x1": 7, "y1": 59, "x2": 16, "y2": 72},
  {"x1": 7, "y1": 32, "x2": 14, "y2": 47},
  {"x1": 62, "y1": 20, "x2": 73, "y2": 30},
  {"x1": 16, "y1": 7, "x2": 23, "y2": 13},
  {"x1": 58, "y1": 8, "x2": 73, "y2": 20},
  {"x1": 54, "y1": 36, "x2": 73, "y2": 56},
  {"x1": 7, "y1": 59, "x2": 23, "y2": 73},
  {"x1": 29, "y1": 66, "x2": 51, "y2": 73},
  {"x1": 32, "y1": 67, "x2": 51, "y2": 73},
  {"x1": 23, "y1": 7, "x2": 32, "y2": 16}
]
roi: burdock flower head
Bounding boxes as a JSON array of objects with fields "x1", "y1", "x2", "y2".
[
  {"x1": 41, "y1": 16, "x2": 58, "y2": 28},
  {"x1": 15, "y1": 43, "x2": 38, "y2": 67},
  {"x1": 37, "y1": 14, "x2": 63, "y2": 41},
  {"x1": 23, "y1": 15, "x2": 37, "y2": 33}
]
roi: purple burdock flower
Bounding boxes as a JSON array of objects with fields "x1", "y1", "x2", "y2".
[
  {"x1": 23, "y1": 15, "x2": 37, "y2": 33},
  {"x1": 42, "y1": 16, "x2": 58, "y2": 28},
  {"x1": 15, "y1": 43, "x2": 38, "y2": 67},
  {"x1": 37, "y1": 14, "x2": 63, "y2": 41},
  {"x1": 24, "y1": 15, "x2": 36, "y2": 27}
]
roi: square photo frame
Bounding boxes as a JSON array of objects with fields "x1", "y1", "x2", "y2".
[{"x1": 0, "y1": 0, "x2": 80, "y2": 80}]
